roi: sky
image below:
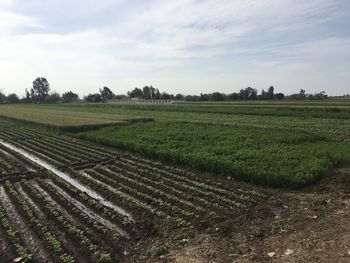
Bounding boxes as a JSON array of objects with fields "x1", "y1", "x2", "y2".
[{"x1": 0, "y1": 0, "x2": 349, "y2": 97}]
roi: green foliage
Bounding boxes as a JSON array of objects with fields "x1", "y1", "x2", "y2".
[
  {"x1": 62, "y1": 91, "x2": 79, "y2": 103},
  {"x1": 31, "y1": 77, "x2": 50, "y2": 103},
  {"x1": 76, "y1": 122, "x2": 350, "y2": 188}
]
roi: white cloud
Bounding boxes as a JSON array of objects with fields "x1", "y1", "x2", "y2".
[{"x1": 0, "y1": 0, "x2": 349, "y2": 96}]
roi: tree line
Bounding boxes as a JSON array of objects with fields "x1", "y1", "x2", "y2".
[{"x1": 0, "y1": 76, "x2": 343, "y2": 104}]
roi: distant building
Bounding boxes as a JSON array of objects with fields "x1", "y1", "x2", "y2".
[{"x1": 107, "y1": 98, "x2": 176, "y2": 104}]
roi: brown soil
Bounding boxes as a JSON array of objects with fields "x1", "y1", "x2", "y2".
[{"x1": 129, "y1": 167, "x2": 350, "y2": 263}]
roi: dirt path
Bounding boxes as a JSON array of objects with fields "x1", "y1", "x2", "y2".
[{"x1": 132, "y1": 167, "x2": 350, "y2": 263}]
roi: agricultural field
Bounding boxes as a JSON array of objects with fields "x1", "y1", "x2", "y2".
[
  {"x1": 44, "y1": 101, "x2": 350, "y2": 188},
  {"x1": 0, "y1": 101, "x2": 349, "y2": 262},
  {"x1": 77, "y1": 121, "x2": 350, "y2": 188},
  {"x1": 0, "y1": 105, "x2": 152, "y2": 132},
  {"x1": 0, "y1": 118, "x2": 265, "y2": 262}
]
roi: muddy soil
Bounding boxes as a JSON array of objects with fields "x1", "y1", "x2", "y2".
[
  {"x1": 129, "y1": 167, "x2": 350, "y2": 263},
  {"x1": 0, "y1": 186, "x2": 54, "y2": 262}
]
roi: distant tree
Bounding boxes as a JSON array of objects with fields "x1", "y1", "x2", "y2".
[
  {"x1": 275, "y1": 93, "x2": 285, "y2": 100},
  {"x1": 6, "y1": 93, "x2": 20, "y2": 104},
  {"x1": 31, "y1": 77, "x2": 50, "y2": 103},
  {"x1": 114, "y1": 94, "x2": 128, "y2": 100},
  {"x1": 260, "y1": 89, "x2": 268, "y2": 100},
  {"x1": 308, "y1": 91, "x2": 328, "y2": 100},
  {"x1": 45, "y1": 92, "x2": 61, "y2": 103},
  {"x1": 100, "y1": 86, "x2": 115, "y2": 102},
  {"x1": 175, "y1": 94, "x2": 185, "y2": 100},
  {"x1": 184, "y1": 95, "x2": 194, "y2": 101},
  {"x1": 23, "y1": 88, "x2": 32, "y2": 103},
  {"x1": 200, "y1": 93, "x2": 210, "y2": 101},
  {"x1": 128, "y1": 87, "x2": 143, "y2": 98},
  {"x1": 289, "y1": 89, "x2": 307, "y2": 100},
  {"x1": 240, "y1": 87, "x2": 257, "y2": 100},
  {"x1": 184, "y1": 95, "x2": 200, "y2": 101},
  {"x1": 0, "y1": 91, "x2": 6, "y2": 103},
  {"x1": 298, "y1": 89, "x2": 306, "y2": 100},
  {"x1": 84, "y1": 93, "x2": 102, "y2": 103},
  {"x1": 228, "y1": 92, "x2": 240, "y2": 100},
  {"x1": 211, "y1": 92, "x2": 226, "y2": 101},
  {"x1": 62, "y1": 91, "x2": 79, "y2": 103},
  {"x1": 142, "y1": 86, "x2": 159, "y2": 100},
  {"x1": 268, "y1": 86, "x2": 274, "y2": 100},
  {"x1": 160, "y1": 92, "x2": 173, "y2": 100}
]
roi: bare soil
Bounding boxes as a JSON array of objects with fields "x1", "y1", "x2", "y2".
[{"x1": 129, "y1": 167, "x2": 350, "y2": 263}]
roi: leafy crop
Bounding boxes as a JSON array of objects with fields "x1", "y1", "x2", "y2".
[{"x1": 77, "y1": 122, "x2": 350, "y2": 188}]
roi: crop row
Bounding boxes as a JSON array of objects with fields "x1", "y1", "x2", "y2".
[
  {"x1": 111, "y1": 158, "x2": 257, "y2": 205},
  {"x1": 0, "y1": 143, "x2": 40, "y2": 173},
  {"x1": 85, "y1": 167, "x2": 199, "y2": 219},
  {"x1": 0, "y1": 201, "x2": 32, "y2": 262},
  {"x1": 0, "y1": 120, "x2": 116, "y2": 158},
  {"x1": 48, "y1": 174, "x2": 135, "y2": 235},
  {"x1": 0, "y1": 119, "x2": 263, "y2": 203},
  {"x1": 20, "y1": 179, "x2": 114, "y2": 262},
  {"x1": 64, "y1": 168, "x2": 190, "y2": 227},
  {"x1": 0, "y1": 118, "x2": 262, "y2": 227},
  {"x1": 0, "y1": 121, "x2": 118, "y2": 167},
  {"x1": 4, "y1": 180, "x2": 75, "y2": 262}
]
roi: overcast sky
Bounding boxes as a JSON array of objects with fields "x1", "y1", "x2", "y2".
[{"x1": 0, "y1": 0, "x2": 349, "y2": 97}]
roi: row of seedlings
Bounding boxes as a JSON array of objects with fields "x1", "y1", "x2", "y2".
[
  {"x1": 47, "y1": 175, "x2": 136, "y2": 236},
  {"x1": 112, "y1": 157, "x2": 248, "y2": 209},
  {"x1": 4, "y1": 180, "x2": 75, "y2": 263},
  {"x1": 36, "y1": 178, "x2": 130, "y2": 242},
  {"x1": 0, "y1": 202, "x2": 32, "y2": 262},
  {"x1": 125, "y1": 154, "x2": 265, "y2": 199},
  {"x1": 82, "y1": 167, "x2": 195, "y2": 226},
  {"x1": 19, "y1": 179, "x2": 116, "y2": 262}
]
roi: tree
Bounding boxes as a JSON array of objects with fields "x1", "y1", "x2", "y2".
[
  {"x1": 160, "y1": 92, "x2": 173, "y2": 100},
  {"x1": 23, "y1": 88, "x2": 32, "y2": 103},
  {"x1": 261, "y1": 89, "x2": 268, "y2": 100},
  {"x1": 200, "y1": 93, "x2": 210, "y2": 101},
  {"x1": 175, "y1": 94, "x2": 185, "y2": 100},
  {"x1": 308, "y1": 91, "x2": 328, "y2": 100},
  {"x1": 184, "y1": 95, "x2": 200, "y2": 101},
  {"x1": 0, "y1": 91, "x2": 6, "y2": 103},
  {"x1": 275, "y1": 93, "x2": 285, "y2": 100},
  {"x1": 62, "y1": 91, "x2": 79, "y2": 103},
  {"x1": 84, "y1": 93, "x2": 102, "y2": 103},
  {"x1": 128, "y1": 88, "x2": 143, "y2": 98},
  {"x1": 240, "y1": 87, "x2": 257, "y2": 100},
  {"x1": 298, "y1": 89, "x2": 306, "y2": 100},
  {"x1": 99, "y1": 86, "x2": 115, "y2": 102},
  {"x1": 45, "y1": 92, "x2": 61, "y2": 103},
  {"x1": 268, "y1": 86, "x2": 274, "y2": 100},
  {"x1": 6, "y1": 93, "x2": 20, "y2": 104},
  {"x1": 142, "y1": 86, "x2": 159, "y2": 100},
  {"x1": 211, "y1": 92, "x2": 226, "y2": 101},
  {"x1": 31, "y1": 77, "x2": 50, "y2": 103},
  {"x1": 228, "y1": 92, "x2": 240, "y2": 100}
]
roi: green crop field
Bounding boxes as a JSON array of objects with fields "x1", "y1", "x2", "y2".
[
  {"x1": 2, "y1": 101, "x2": 348, "y2": 188},
  {"x1": 0, "y1": 101, "x2": 350, "y2": 262},
  {"x1": 0, "y1": 105, "x2": 152, "y2": 132}
]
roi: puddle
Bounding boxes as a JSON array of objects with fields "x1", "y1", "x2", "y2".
[
  {"x1": 0, "y1": 139, "x2": 133, "y2": 220},
  {"x1": 45, "y1": 181, "x2": 129, "y2": 237}
]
